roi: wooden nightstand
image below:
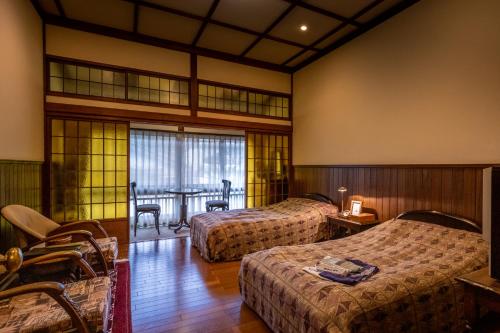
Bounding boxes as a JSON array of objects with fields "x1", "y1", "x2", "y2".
[
  {"x1": 456, "y1": 268, "x2": 500, "y2": 332},
  {"x1": 327, "y1": 215, "x2": 380, "y2": 239}
]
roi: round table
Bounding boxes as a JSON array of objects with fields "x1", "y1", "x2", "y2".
[{"x1": 165, "y1": 189, "x2": 203, "y2": 233}]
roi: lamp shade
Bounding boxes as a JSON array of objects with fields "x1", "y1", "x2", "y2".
[{"x1": 337, "y1": 186, "x2": 347, "y2": 193}]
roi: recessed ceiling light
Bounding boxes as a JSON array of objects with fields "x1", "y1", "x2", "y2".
[{"x1": 300, "y1": 25, "x2": 308, "y2": 31}]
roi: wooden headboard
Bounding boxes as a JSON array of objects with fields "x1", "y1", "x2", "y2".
[
  {"x1": 301, "y1": 193, "x2": 335, "y2": 205},
  {"x1": 395, "y1": 210, "x2": 481, "y2": 233}
]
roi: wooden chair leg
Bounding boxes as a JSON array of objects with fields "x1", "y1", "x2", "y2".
[
  {"x1": 155, "y1": 211, "x2": 160, "y2": 235},
  {"x1": 134, "y1": 213, "x2": 138, "y2": 237}
]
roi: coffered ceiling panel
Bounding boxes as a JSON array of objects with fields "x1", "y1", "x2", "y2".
[
  {"x1": 212, "y1": 0, "x2": 289, "y2": 33},
  {"x1": 138, "y1": 6, "x2": 201, "y2": 44},
  {"x1": 197, "y1": 24, "x2": 256, "y2": 55},
  {"x1": 304, "y1": 0, "x2": 374, "y2": 18},
  {"x1": 145, "y1": 0, "x2": 213, "y2": 16},
  {"x1": 246, "y1": 39, "x2": 302, "y2": 64},
  {"x1": 35, "y1": 0, "x2": 417, "y2": 72},
  {"x1": 62, "y1": 0, "x2": 134, "y2": 31},
  {"x1": 38, "y1": 0, "x2": 60, "y2": 16},
  {"x1": 315, "y1": 25, "x2": 357, "y2": 49},
  {"x1": 269, "y1": 7, "x2": 342, "y2": 45}
]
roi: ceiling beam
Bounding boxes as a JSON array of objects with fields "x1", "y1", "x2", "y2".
[
  {"x1": 192, "y1": 0, "x2": 220, "y2": 46},
  {"x1": 54, "y1": 0, "x2": 66, "y2": 17},
  {"x1": 30, "y1": 0, "x2": 44, "y2": 19},
  {"x1": 133, "y1": 2, "x2": 139, "y2": 34},
  {"x1": 44, "y1": 15, "x2": 293, "y2": 73},
  {"x1": 240, "y1": 3, "x2": 296, "y2": 57},
  {"x1": 293, "y1": 0, "x2": 421, "y2": 71},
  {"x1": 282, "y1": 0, "x2": 362, "y2": 27},
  {"x1": 282, "y1": 0, "x2": 383, "y2": 66},
  {"x1": 122, "y1": 0, "x2": 320, "y2": 52}
]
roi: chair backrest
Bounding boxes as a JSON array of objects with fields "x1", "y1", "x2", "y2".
[
  {"x1": 222, "y1": 180, "x2": 231, "y2": 201},
  {"x1": 0, "y1": 205, "x2": 61, "y2": 244},
  {"x1": 130, "y1": 182, "x2": 138, "y2": 210}
]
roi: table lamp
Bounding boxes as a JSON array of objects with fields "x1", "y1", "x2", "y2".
[{"x1": 338, "y1": 186, "x2": 348, "y2": 216}]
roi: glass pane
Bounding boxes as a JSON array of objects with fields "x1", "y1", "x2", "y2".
[
  {"x1": 170, "y1": 92, "x2": 179, "y2": 105},
  {"x1": 114, "y1": 86, "x2": 125, "y2": 99},
  {"x1": 128, "y1": 87, "x2": 138, "y2": 100},
  {"x1": 104, "y1": 203, "x2": 116, "y2": 219},
  {"x1": 50, "y1": 62, "x2": 63, "y2": 77},
  {"x1": 104, "y1": 187, "x2": 115, "y2": 203},
  {"x1": 90, "y1": 82, "x2": 102, "y2": 96},
  {"x1": 116, "y1": 140, "x2": 127, "y2": 155},
  {"x1": 90, "y1": 68, "x2": 101, "y2": 82},
  {"x1": 77, "y1": 80, "x2": 90, "y2": 95},
  {"x1": 150, "y1": 90, "x2": 160, "y2": 103},
  {"x1": 180, "y1": 81, "x2": 189, "y2": 94},
  {"x1": 170, "y1": 80, "x2": 179, "y2": 92},
  {"x1": 64, "y1": 79, "x2": 76, "y2": 93},
  {"x1": 150, "y1": 77, "x2": 159, "y2": 90},
  {"x1": 139, "y1": 75, "x2": 149, "y2": 88},
  {"x1": 160, "y1": 78, "x2": 169, "y2": 91},
  {"x1": 77, "y1": 66, "x2": 89, "y2": 81},
  {"x1": 92, "y1": 204, "x2": 103, "y2": 219},
  {"x1": 199, "y1": 84, "x2": 207, "y2": 96},
  {"x1": 64, "y1": 64, "x2": 76, "y2": 79},
  {"x1": 116, "y1": 187, "x2": 127, "y2": 202},
  {"x1": 104, "y1": 156, "x2": 115, "y2": 170},
  {"x1": 139, "y1": 88, "x2": 149, "y2": 101},
  {"x1": 114, "y1": 72, "x2": 125, "y2": 86},
  {"x1": 180, "y1": 93, "x2": 189, "y2": 106},
  {"x1": 52, "y1": 137, "x2": 64, "y2": 153},
  {"x1": 92, "y1": 172, "x2": 103, "y2": 187},
  {"x1": 105, "y1": 171, "x2": 116, "y2": 186},
  {"x1": 79, "y1": 122, "x2": 91, "y2": 138},
  {"x1": 52, "y1": 119, "x2": 64, "y2": 137},
  {"x1": 102, "y1": 84, "x2": 114, "y2": 98},
  {"x1": 50, "y1": 77, "x2": 63, "y2": 92},
  {"x1": 116, "y1": 203, "x2": 127, "y2": 218},
  {"x1": 92, "y1": 139, "x2": 103, "y2": 154},
  {"x1": 102, "y1": 70, "x2": 114, "y2": 84},
  {"x1": 160, "y1": 90, "x2": 169, "y2": 104}
]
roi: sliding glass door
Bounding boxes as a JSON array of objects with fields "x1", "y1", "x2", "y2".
[{"x1": 130, "y1": 129, "x2": 245, "y2": 227}]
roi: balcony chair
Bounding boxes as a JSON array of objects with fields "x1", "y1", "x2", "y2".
[
  {"x1": 131, "y1": 181, "x2": 161, "y2": 237},
  {"x1": 0, "y1": 248, "x2": 112, "y2": 332},
  {"x1": 206, "y1": 179, "x2": 231, "y2": 212},
  {"x1": 1, "y1": 205, "x2": 117, "y2": 275}
]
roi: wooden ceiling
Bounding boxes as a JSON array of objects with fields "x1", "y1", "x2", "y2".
[{"x1": 33, "y1": 0, "x2": 419, "y2": 73}]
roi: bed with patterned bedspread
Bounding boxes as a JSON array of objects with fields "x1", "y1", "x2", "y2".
[
  {"x1": 190, "y1": 197, "x2": 338, "y2": 262},
  {"x1": 239, "y1": 217, "x2": 489, "y2": 333}
]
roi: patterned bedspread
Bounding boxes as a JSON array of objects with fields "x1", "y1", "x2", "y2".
[
  {"x1": 190, "y1": 198, "x2": 338, "y2": 262},
  {"x1": 239, "y1": 218, "x2": 489, "y2": 333}
]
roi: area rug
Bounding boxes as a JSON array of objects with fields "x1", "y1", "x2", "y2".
[
  {"x1": 111, "y1": 260, "x2": 132, "y2": 333},
  {"x1": 130, "y1": 225, "x2": 190, "y2": 242}
]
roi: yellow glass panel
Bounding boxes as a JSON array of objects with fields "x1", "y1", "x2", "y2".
[
  {"x1": 104, "y1": 187, "x2": 115, "y2": 203},
  {"x1": 283, "y1": 108, "x2": 289, "y2": 118},
  {"x1": 255, "y1": 184, "x2": 262, "y2": 196},
  {"x1": 65, "y1": 138, "x2": 78, "y2": 154},
  {"x1": 104, "y1": 203, "x2": 116, "y2": 219},
  {"x1": 79, "y1": 171, "x2": 91, "y2": 188},
  {"x1": 247, "y1": 146, "x2": 254, "y2": 159},
  {"x1": 255, "y1": 147, "x2": 262, "y2": 159},
  {"x1": 65, "y1": 121, "x2": 78, "y2": 137},
  {"x1": 255, "y1": 134, "x2": 261, "y2": 146},
  {"x1": 247, "y1": 184, "x2": 254, "y2": 196},
  {"x1": 92, "y1": 139, "x2": 103, "y2": 154},
  {"x1": 65, "y1": 205, "x2": 78, "y2": 221},
  {"x1": 104, "y1": 156, "x2": 115, "y2": 170},
  {"x1": 91, "y1": 155, "x2": 103, "y2": 170},
  {"x1": 116, "y1": 171, "x2": 127, "y2": 186},
  {"x1": 64, "y1": 155, "x2": 78, "y2": 171},
  {"x1": 283, "y1": 136, "x2": 288, "y2": 147},
  {"x1": 104, "y1": 139, "x2": 116, "y2": 155},
  {"x1": 246, "y1": 197, "x2": 254, "y2": 208},
  {"x1": 116, "y1": 124, "x2": 127, "y2": 140},
  {"x1": 52, "y1": 119, "x2": 64, "y2": 137},
  {"x1": 116, "y1": 140, "x2": 127, "y2": 155},
  {"x1": 91, "y1": 171, "x2": 103, "y2": 187},
  {"x1": 116, "y1": 156, "x2": 127, "y2": 171},
  {"x1": 92, "y1": 122, "x2": 103, "y2": 138},
  {"x1": 92, "y1": 204, "x2": 103, "y2": 219},
  {"x1": 79, "y1": 122, "x2": 91, "y2": 138},
  {"x1": 79, "y1": 138, "x2": 91, "y2": 154},
  {"x1": 255, "y1": 196, "x2": 262, "y2": 207},
  {"x1": 79, "y1": 188, "x2": 90, "y2": 204},
  {"x1": 52, "y1": 137, "x2": 64, "y2": 153},
  {"x1": 247, "y1": 134, "x2": 254, "y2": 146},
  {"x1": 65, "y1": 171, "x2": 77, "y2": 187},
  {"x1": 104, "y1": 123, "x2": 115, "y2": 139},
  {"x1": 91, "y1": 187, "x2": 103, "y2": 203},
  {"x1": 247, "y1": 159, "x2": 254, "y2": 172},
  {"x1": 116, "y1": 203, "x2": 127, "y2": 218},
  {"x1": 79, "y1": 205, "x2": 91, "y2": 220},
  {"x1": 270, "y1": 136, "x2": 276, "y2": 148},
  {"x1": 247, "y1": 171, "x2": 254, "y2": 183},
  {"x1": 277, "y1": 136, "x2": 283, "y2": 147},
  {"x1": 79, "y1": 155, "x2": 90, "y2": 171},
  {"x1": 52, "y1": 205, "x2": 65, "y2": 222},
  {"x1": 116, "y1": 187, "x2": 127, "y2": 202},
  {"x1": 104, "y1": 171, "x2": 115, "y2": 187}
]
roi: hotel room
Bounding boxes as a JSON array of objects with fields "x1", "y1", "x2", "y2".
[{"x1": 0, "y1": 0, "x2": 499, "y2": 332}]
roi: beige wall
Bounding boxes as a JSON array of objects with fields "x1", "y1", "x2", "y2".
[
  {"x1": 198, "y1": 56, "x2": 291, "y2": 94},
  {"x1": 46, "y1": 25, "x2": 191, "y2": 77},
  {"x1": 0, "y1": 1, "x2": 44, "y2": 161},
  {"x1": 293, "y1": 0, "x2": 500, "y2": 165}
]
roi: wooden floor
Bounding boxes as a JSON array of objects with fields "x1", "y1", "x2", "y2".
[{"x1": 128, "y1": 237, "x2": 272, "y2": 333}]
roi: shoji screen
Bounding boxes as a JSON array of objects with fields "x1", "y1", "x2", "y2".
[
  {"x1": 49, "y1": 118, "x2": 129, "y2": 222},
  {"x1": 246, "y1": 132, "x2": 290, "y2": 208}
]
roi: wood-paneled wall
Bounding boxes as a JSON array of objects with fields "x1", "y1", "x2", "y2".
[
  {"x1": 292, "y1": 166, "x2": 484, "y2": 227},
  {"x1": 0, "y1": 160, "x2": 42, "y2": 252}
]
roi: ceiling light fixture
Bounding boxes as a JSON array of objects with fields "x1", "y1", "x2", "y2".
[{"x1": 300, "y1": 25, "x2": 308, "y2": 31}]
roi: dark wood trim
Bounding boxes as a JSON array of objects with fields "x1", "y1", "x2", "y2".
[
  {"x1": 133, "y1": 2, "x2": 139, "y2": 34},
  {"x1": 240, "y1": 3, "x2": 297, "y2": 57},
  {"x1": 54, "y1": 0, "x2": 65, "y2": 17},
  {"x1": 45, "y1": 102, "x2": 293, "y2": 133},
  {"x1": 283, "y1": 0, "x2": 382, "y2": 66},
  {"x1": 192, "y1": 0, "x2": 220, "y2": 46},
  {"x1": 282, "y1": 0, "x2": 362, "y2": 27},
  {"x1": 294, "y1": 164, "x2": 493, "y2": 169},
  {"x1": 190, "y1": 54, "x2": 198, "y2": 117},
  {"x1": 293, "y1": 0, "x2": 420, "y2": 71},
  {"x1": 44, "y1": 15, "x2": 293, "y2": 73}
]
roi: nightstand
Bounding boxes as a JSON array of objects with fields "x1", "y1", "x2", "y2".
[
  {"x1": 327, "y1": 215, "x2": 380, "y2": 239},
  {"x1": 456, "y1": 268, "x2": 500, "y2": 332}
]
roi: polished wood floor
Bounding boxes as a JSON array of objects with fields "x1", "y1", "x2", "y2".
[{"x1": 128, "y1": 237, "x2": 272, "y2": 333}]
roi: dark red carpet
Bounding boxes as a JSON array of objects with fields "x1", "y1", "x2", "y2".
[{"x1": 112, "y1": 261, "x2": 132, "y2": 333}]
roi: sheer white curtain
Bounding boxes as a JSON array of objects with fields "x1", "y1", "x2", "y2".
[{"x1": 130, "y1": 129, "x2": 245, "y2": 228}]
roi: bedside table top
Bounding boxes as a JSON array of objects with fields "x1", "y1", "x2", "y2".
[
  {"x1": 456, "y1": 268, "x2": 500, "y2": 296},
  {"x1": 327, "y1": 215, "x2": 380, "y2": 226}
]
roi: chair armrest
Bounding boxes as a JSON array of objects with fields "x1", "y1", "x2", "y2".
[
  {"x1": 30, "y1": 231, "x2": 109, "y2": 277},
  {"x1": 22, "y1": 250, "x2": 97, "y2": 278},
  {"x1": 0, "y1": 282, "x2": 90, "y2": 333},
  {"x1": 56, "y1": 220, "x2": 109, "y2": 238}
]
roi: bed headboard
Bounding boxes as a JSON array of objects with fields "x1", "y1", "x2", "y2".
[
  {"x1": 302, "y1": 193, "x2": 335, "y2": 205},
  {"x1": 395, "y1": 210, "x2": 481, "y2": 233}
]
